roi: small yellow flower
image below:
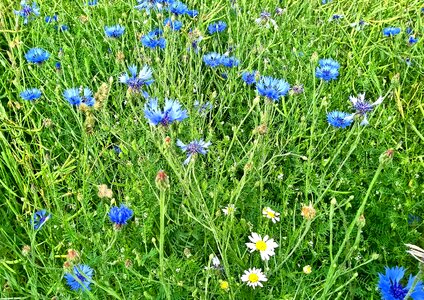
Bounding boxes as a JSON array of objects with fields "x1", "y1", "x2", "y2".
[
  {"x1": 303, "y1": 265, "x2": 312, "y2": 274},
  {"x1": 220, "y1": 280, "x2": 229, "y2": 290},
  {"x1": 301, "y1": 203, "x2": 316, "y2": 220}
]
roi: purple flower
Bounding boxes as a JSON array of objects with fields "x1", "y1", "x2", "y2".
[
  {"x1": 176, "y1": 139, "x2": 211, "y2": 164},
  {"x1": 349, "y1": 93, "x2": 383, "y2": 125},
  {"x1": 14, "y1": 1, "x2": 40, "y2": 24}
]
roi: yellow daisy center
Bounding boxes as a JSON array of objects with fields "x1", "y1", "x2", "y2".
[
  {"x1": 255, "y1": 240, "x2": 267, "y2": 251},
  {"x1": 248, "y1": 273, "x2": 259, "y2": 283},
  {"x1": 266, "y1": 211, "x2": 275, "y2": 218}
]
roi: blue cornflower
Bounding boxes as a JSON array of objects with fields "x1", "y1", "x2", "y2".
[
  {"x1": 14, "y1": 1, "x2": 40, "y2": 24},
  {"x1": 105, "y1": 25, "x2": 125, "y2": 38},
  {"x1": 349, "y1": 93, "x2": 383, "y2": 125},
  {"x1": 203, "y1": 52, "x2": 222, "y2": 68},
  {"x1": 164, "y1": 18, "x2": 183, "y2": 31},
  {"x1": 186, "y1": 9, "x2": 198, "y2": 18},
  {"x1": 383, "y1": 27, "x2": 401, "y2": 37},
  {"x1": 64, "y1": 264, "x2": 94, "y2": 291},
  {"x1": 45, "y1": 15, "x2": 58, "y2": 23},
  {"x1": 56, "y1": 24, "x2": 69, "y2": 31},
  {"x1": 109, "y1": 204, "x2": 133, "y2": 227},
  {"x1": 176, "y1": 139, "x2": 211, "y2": 165},
  {"x1": 408, "y1": 36, "x2": 418, "y2": 45},
  {"x1": 406, "y1": 28, "x2": 413, "y2": 35},
  {"x1": 141, "y1": 29, "x2": 166, "y2": 49},
  {"x1": 189, "y1": 37, "x2": 202, "y2": 53},
  {"x1": 208, "y1": 21, "x2": 227, "y2": 34},
  {"x1": 87, "y1": 0, "x2": 98, "y2": 5},
  {"x1": 119, "y1": 65, "x2": 153, "y2": 92},
  {"x1": 55, "y1": 62, "x2": 61, "y2": 70},
  {"x1": 20, "y1": 88, "x2": 42, "y2": 101},
  {"x1": 169, "y1": 1, "x2": 188, "y2": 15},
  {"x1": 113, "y1": 145, "x2": 122, "y2": 154},
  {"x1": 327, "y1": 111, "x2": 353, "y2": 128},
  {"x1": 63, "y1": 88, "x2": 95, "y2": 106},
  {"x1": 144, "y1": 98, "x2": 188, "y2": 126},
  {"x1": 135, "y1": 0, "x2": 163, "y2": 14},
  {"x1": 220, "y1": 55, "x2": 239, "y2": 68},
  {"x1": 378, "y1": 266, "x2": 424, "y2": 300},
  {"x1": 241, "y1": 71, "x2": 257, "y2": 85},
  {"x1": 31, "y1": 210, "x2": 51, "y2": 229},
  {"x1": 256, "y1": 76, "x2": 290, "y2": 101},
  {"x1": 25, "y1": 48, "x2": 50, "y2": 64},
  {"x1": 316, "y1": 58, "x2": 340, "y2": 81}
]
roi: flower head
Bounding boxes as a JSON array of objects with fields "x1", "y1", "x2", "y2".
[
  {"x1": 64, "y1": 264, "x2": 94, "y2": 291},
  {"x1": 141, "y1": 29, "x2": 166, "y2": 49},
  {"x1": 203, "y1": 52, "x2": 222, "y2": 68},
  {"x1": 301, "y1": 203, "x2": 316, "y2": 220},
  {"x1": 241, "y1": 268, "x2": 268, "y2": 289},
  {"x1": 135, "y1": 0, "x2": 163, "y2": 13},
  {"x1": 25, "y1": 48, "x2": 50, "y2": 64},
  {"x1": 303, "y1": 265, "x2": 312, "y2": 274},
  {"x1": 109, "y1": 204, "x2": 133, "y2": 227},
  {"x1": 104, "y1": 25, "x2": 125, "y2": 38},
  {"x1": 408, "y1": 36, "x2": 418, "y2": 45},
  {"x1": 119, "y1": 65, "x2": 153, "y2": 92},
  {"x1": 255, "y1": 11, "x2": 278, "y2": 29},
  {"x1": 327, "y1": 111, "x2": 353, "y2": 128},
  {"x1": 164, "y1": 18, "x2": 183, "y2": 31},
  {"x1": 222, "y1": 204, "x2": 236, "y2": 216},
  {"x1": 31, "y1": 210, "x2": 51, "y2": 229},
  {"x1": 241, "y1": 71, "x2": 257, "y2": 85},
  {"x1": 45, "y1": 15, "x2": 58, "y2": 23},
  {"x1": 63, "y1": 88, "x2": 95, "y2": 107},
  {"x1": 262, "y1": 207, "x2": 280, "y2": 223},
  {"x1": 245, "y1": 232, "x2": 278, "y2": 261},
  {"x1": 208, "y1": 21, "x2": 227, "y2": 34},
  {"x1": 14, "y1": 1, "x2": 40, "y2": 24},
  {"x1": 144, "y1": 98, "x2": 188, "y2": 126},
  {"x1": 220, "y1": 55, "x2": 240, "y2": 68},
  {"x1": 176, "y1": 139, "x2": 211, "y2": 165},
  {"x1": 256, "y1": 76, "x2": 290, "y2": 101},
  {"x1": 378, "y1": 266, "x2": 424, "y2": 300},
  {"x1": 220, "y1": 280, "x2": 229, "y2": 290},
  {"x1": 316, "y1": 58, "x2": 340, "y2": 81},
  {"x1": 349, "y1": 93, "x2": 383, "y2": 125},
  {"x1": 383, "y1": 27, "x2": 401, "y2": 37},
  {"x1": 169, "y1": 1, "x2": 188, "y2": 15},
  {"x1": 20, "y1": 88, "x2": 42, "y2": 101}
]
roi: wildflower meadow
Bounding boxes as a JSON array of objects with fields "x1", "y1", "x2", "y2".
[{"x1": 1, "y1": 0, "x2": 424, "y2": 299}]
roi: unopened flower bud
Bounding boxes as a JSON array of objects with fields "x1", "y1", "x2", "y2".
[{"x1": 155, "y1": 170, "x2": 170, "y2": 190}]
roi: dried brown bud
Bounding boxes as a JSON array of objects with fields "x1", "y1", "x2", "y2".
[
  {"x1": 301, "y1": 203, "x2": 316, "y2": 220},
  {"x1": 98, "y1": 184, "x2": 113, "y2": 199},
  {"x1": 22, "y1": 245, "x2": 31, "y2": 256}
]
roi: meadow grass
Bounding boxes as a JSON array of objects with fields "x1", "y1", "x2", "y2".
[{"x1": 0, "y1": 0, "x2": 423, "y2": 299}]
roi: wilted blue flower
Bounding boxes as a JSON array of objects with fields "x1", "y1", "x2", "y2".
[
  {"x1": 291, "y1": 84, "x2": 304, "y2": 95},
  {"x1": 220, "y1": 55, "x2": 239, "y2": 68},
  {"x1": 406, "y1": 28, "x2": 413, "y2": 35},
  {"x1": 31, "y1": 210, "x2": 51, "y2": 229},
  {"x1": 45, "y1": 15, "x2": 58, "y2": 23},
  {"x1": 144, "y1": 98, "x2": 188, "y2": 126},
  {"x1": 316, "y1": 58, "x2": 340, "y2": 81},
  {"x1": 87, "y1": 0, "x2": 98, "y2": 5},
  {"x1": 56, "y1": 24, "x2": 69, "y2": 31},
  {"x1": 55, "y1": 62, "x2": 61, "y2": 70},
  {"x1": 194, "y1": 101, "x2": 213, "y2": 114},
  {"x1": 109, "y1": 204, "x2": 133, "y2": 226},
  {"x1": 408, "y1": 36, "x2": 418, "y2": 45},
  {"x1": 208, "y1": 21, "x2": 227, "y2": 34},
  {"x1": 330, "y1": 14, "x2": 343, "y2": 21},
  {"x1": 275, "y1": 7, "x2": 285, "y2": 15},
  {"x1": 189, "y1": 37, "x2": 202, "y2": 53},
  {"x1": 63, "y1": 88, "x2": 95, "y2": 106},
  {"x1": 119, "y1": 65, "x2": 153, "y2": 92},
  {"x1": 383, "y1": 27, "x2": 401, "y2": 37},
  {"x1": 25, "y1": 48, "x2": 50, "y2": 64},
  {"x1": 349, "y1": 93, "x2": 383, "y2": 125},
  {"x1": 141, "y1": 29, "x2": 166, "y2": 49},
  {"x1": 113, "y1": 145, "x2": 122, "y2": 154},
  {"x1": 14, "y1": 1, "x2": 40, "y2": 24},
  {"x1": 64, "y1": 264, "x2": 94, "y2": 291},
  {"x1": 378, "y1": 266, "x2": 424, "y2": 300},
  {"x1": 255, "y1": 11, "x2": 278, "y2": 28},
  {"x1": 321, "y1": 0, "x2": 332, "y2": 3},
  {"x1": 186, "y1": 9, "x2": 198, "y2": 17},
  {"x1": 164, "y1": 18, "x2": 183, "y2": 31},
  {"x1": 20, "y1": 88, "x2": 42, "y2": 101},
  {"x1": 177, "y1": 139, "x2": 211, "y2": 165},
  {"x1": 105, "y1": 25, "x2": 125, "y2": 38},
  {"x1": 327, "y1": 111, "x2": 353, "y2": 128},
  {"x1": 241, "y1": 71, "x2": 257, "y2": 85},
  {"x1": 256, "y1": 76, "x2": 290, "y2": 101},
  {"x1": 203, "y1": 52, "x2": 222, "y2": 68}
]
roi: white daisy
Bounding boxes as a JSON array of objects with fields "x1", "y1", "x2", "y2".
[
  {"x1": 222, "y1": 204, "x2": 236, "y2": 216},
  {"x1": 246, "y1": 232, "x2": 278, "y2": 261},
  {"x1": 241, "y1": 268, "x2": 268, "y2": 288},
  {"x1": 262, "y1": 207, "x2": 280, "y2": 223}
]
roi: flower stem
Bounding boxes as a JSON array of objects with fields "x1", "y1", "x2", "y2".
[{"x1": 159, "y1": 188, "x2": 170, "y2": 299}]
